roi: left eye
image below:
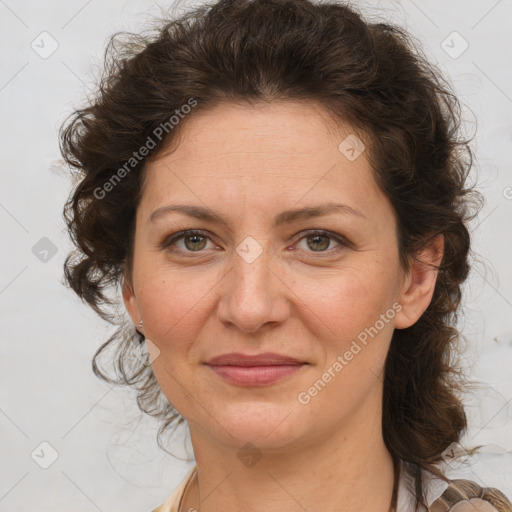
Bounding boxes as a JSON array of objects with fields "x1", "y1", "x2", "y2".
[
  {"x1": 295, "y1": 230, "x2": 345, "y2": 253},
  {"x1": 162, "y1": 229, "x2": 348, "y2": 255}
]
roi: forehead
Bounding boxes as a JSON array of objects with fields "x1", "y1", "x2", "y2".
[
  {"x1": 139, "y1": 100, "x2": 388, "y2": 223},
  {"x1": 153, "y1": 99, "x2": 356, "y2": 167}
]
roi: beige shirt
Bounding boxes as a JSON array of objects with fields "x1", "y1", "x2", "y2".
[
  {"x1": 152, "y1": 465, "x2": 197, "y2": 512},
  {"x1": 150, "y1": 463, "x2": 512, "y2": 512}
]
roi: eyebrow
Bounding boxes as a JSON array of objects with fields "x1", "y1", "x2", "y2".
[{"x1": 148, "y1": 202, "x2": 366, "y2": 227}]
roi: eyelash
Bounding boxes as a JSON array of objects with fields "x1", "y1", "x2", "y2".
[{"x1": 161, "y1": 229, "x2": 351, "y2": 257}]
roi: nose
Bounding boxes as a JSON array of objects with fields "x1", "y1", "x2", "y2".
[{"x1": 216, "y1": 244, "x2": 290, "y2": 334}]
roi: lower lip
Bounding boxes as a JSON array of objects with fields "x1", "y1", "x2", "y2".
[{"x1": 207, "y1": 364, "x2": 306, "y2": 386}]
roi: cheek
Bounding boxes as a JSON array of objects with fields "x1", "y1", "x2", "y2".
[
  {"x1": 137, "y1": 269, "x2": 212, "y2": 348},
  {"x1": 290, "y1": 268, "x2": 398, "y2": 421},
  {"x1": 289, "y1": 262, "x2": 399, "y2": 350},
  {"x1": 136, "y1": 267, "x2": 215, "y2": 413}
]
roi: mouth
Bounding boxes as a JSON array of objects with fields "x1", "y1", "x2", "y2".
[
  {"x1": 206, "y1": 363, "x2": 307, "y2": 386},
  {"x1": 204, "y1": 352, "x2": 308, "y2": 386}
]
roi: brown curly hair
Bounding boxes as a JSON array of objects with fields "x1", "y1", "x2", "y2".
[{"x1": 59, "y1": 0, "x2": 481, "y2": 508}]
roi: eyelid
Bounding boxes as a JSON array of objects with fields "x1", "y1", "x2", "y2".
[{"x1": 161, "y1": 228, "x2": 352, "y2": 255}]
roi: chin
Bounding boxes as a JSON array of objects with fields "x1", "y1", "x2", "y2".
[{"x1": 211, "y1": 401, "x2": 305, "y2": 449}]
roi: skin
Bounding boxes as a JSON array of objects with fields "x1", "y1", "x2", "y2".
[{"x1": 123, "y1": 100, "x2": 443, "y2": 512}]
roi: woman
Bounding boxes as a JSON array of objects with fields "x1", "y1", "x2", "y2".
[{"x1": 59, "y1": 0, "x2": 512, "y2": 510}]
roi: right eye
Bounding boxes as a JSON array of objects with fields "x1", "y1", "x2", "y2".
[{"x1": 161, "y1": 229, "x2": 218, "y2": 254}]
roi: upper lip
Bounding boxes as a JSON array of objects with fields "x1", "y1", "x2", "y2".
[{"x1": 205, "y1": 352, "x2": 306, "y2": 366}]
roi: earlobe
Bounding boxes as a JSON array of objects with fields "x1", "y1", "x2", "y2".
[{"x1": 394, "y1": 234, "x2": 444, "y2": 330}]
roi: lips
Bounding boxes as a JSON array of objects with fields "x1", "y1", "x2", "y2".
[
  {"x1": 205, "y1": 352, "x2": 307, "y2": 386},
  {"x1": 206, "y1": 352, "x2": 305, "y2": 366}
]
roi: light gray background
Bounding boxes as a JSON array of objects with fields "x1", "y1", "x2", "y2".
[{"x1": 1, "y1": 0, "x2": 511, "y2": 510}]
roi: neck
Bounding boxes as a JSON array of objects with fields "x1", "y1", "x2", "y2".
[{"x1": 181, "y1": 408, "x2": 396, "y2": 512}]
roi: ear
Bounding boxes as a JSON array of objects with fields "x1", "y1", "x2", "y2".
[
  {"x1": 121, "y1": 274, "x2": 140, "y2": 326},
  {"x1": 394, "y1": 234, "x2": 444, "y2": 330}
]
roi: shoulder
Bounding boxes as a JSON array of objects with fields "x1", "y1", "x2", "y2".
[{"x1": 428, "y1": 478, "x2": 512, "y2": 512}]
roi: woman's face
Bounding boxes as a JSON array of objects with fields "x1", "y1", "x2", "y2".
[{"x1": 123, "y1": 100, "x2": 435, "y2": 452}]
